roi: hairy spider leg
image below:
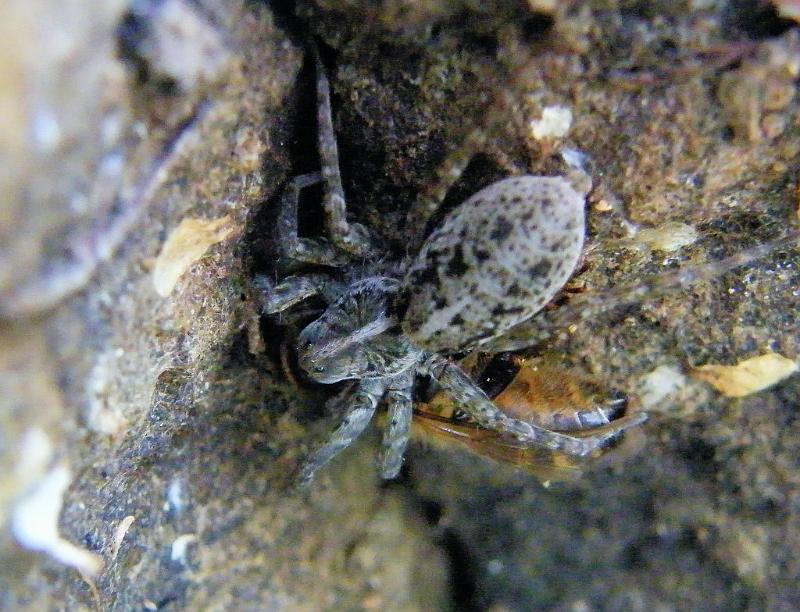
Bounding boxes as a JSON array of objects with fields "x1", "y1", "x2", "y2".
[
  {"x1": 298, "y1": 378, "x2": 387, "y2": 484},
  {"x1": 405, "y1": 127, "x2": 489, "y2": 250},
  {"x1": 379, "y1": 371, "x2": 415, "y2": 479},
  {"x1": 312, "y1": 45, "x2": 374, "y2": 257},
  {"x1": 403, "y1": 44, "x2": 551, "y2": 249},
  {"x1": 420, "y1": 354, "x2": 647, "y2": 456},
  {"x1": 276, "y1": 172, "x2": 350, "y2": 265},
  {"x1": 482, "y1": 228, "x2": 800, "y2": 353},
  {"x1": 257, "y1": 273, "x2": 343, "y2": 315}
]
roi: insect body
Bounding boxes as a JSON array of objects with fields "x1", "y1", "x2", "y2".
[
  {"x1": 413, "y1": 358, "x2": 645, "y2": 482},
  {"x1": 259, "y1": 48, "x2": 644, "y2": 484}
]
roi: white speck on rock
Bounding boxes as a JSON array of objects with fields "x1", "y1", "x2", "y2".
[
  {"x1": 170, "y1": 533, "x2": 198, "y2": 564},
  {"x1": 86, "y1": 351, "x2": 128, "y2": 436},
  {"x1": 166, "y1": 479, "x2": 185, "y2": 513},
  {"x1": 530, "y1": 105, "x2": 573, "y2": 140},
  {"x1": 32, "y1": 109, "x2": 62, "y2": 151},
  {"x1": 110, "y1": 515, "x2": 136, "y2": 562},
  {"x1": 15, "y1": 428, "x2": 53, "y2": 481},
  {"x1": 637, "y1": 365, "x2": 689, "y2": 410}
]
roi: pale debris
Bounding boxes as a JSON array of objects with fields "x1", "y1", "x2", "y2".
[
  {"x1": 165, "y1": 478, "x2": 186, "y2": 513},
  {"x1": 147, "y1": 0, "x2": 233, "y2": 90},
  {"x1": 2, "y1": 428, "x2": 54, "y2": 528},
  {"x1": 153, "y1": 215, "x2": 235, "y2": 296},
  {"x1": 110, "y1": 515, "x2": 136, "y2": 562},
  {"x1": 170, "y1": 533, "x2": 198, "y2": 564},
  {"x1": 527, "y1": 0, "x2": 558, "y2": 12},
  {"x1": 529, "y1": 105, "x2": 573, "y2": 141},
  {"x1": 774, "y1": 1, "x2": 800, "y2": 26},
  {"x1": 690, "y1": 352, "x2": 798, "y2": 398},
  {"x1": 637, "y1": 365, "x2": 689, "y2": 410},
  {"x1": 85, "y1": 350, "x2": 128, "y2": 436},
  {"x1": 634, "y1": 222, "x2": 700, "y2": 253},
  {"x1": 726, "y1": 523, "x2": 769, "y2": 587},
  {"x1": 11, "y1": 465, "x2": 103, "y2": 576},
  {"x1": 14, "y1": 428, "x2": 54, "y2": 482}
]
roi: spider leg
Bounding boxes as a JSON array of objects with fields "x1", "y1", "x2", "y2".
[
  {"x1": 256, "y1": 273, "x2": 342, "y2": 314},
  {"x1": 277, "y1": 172, "x2": 350, "y2": 265},
  {"x1": 379, "y1": 371, "x2": 414, "y2": 479},
  {"x1": 404, "y1": 74, "x2": 538, "y2": 249},
  {"x1": 298, "y1": 378, "x2": 387, "y2": 485},
  {"x1": 420, "y1": 354, "x2": 634, "y2": 457},
  {"x1": 405, "y1": 128, "x2": 488, "y2": 250},
  {"x1": 482, "y1": 228, "x2": 800, "y2": 353},
  {"x1": 404, "y1": 132, "x2": 537, "y2": 249},
  {"x1": 312, "y1": 46, "x2": 374, "y2": 258}
]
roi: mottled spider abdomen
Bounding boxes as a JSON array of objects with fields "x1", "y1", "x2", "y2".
[{"x1": 401, "y1": 176, "x2": 585, "y2": 353}]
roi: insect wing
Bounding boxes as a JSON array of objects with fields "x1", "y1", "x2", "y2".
[
  {"x1": 412, "y1": 359, "x2": 646, "y2": 481},
  {"x1": 412, "y1": 410, "x2": 587, "y2": 482}
]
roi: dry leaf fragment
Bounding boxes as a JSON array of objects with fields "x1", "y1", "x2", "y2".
[
  {"x1": 690, "y1": 353, "x2": 798, "y2": 398},
  {"x1": 153, "y1": 215, "x2": 234, "y2": 296}
]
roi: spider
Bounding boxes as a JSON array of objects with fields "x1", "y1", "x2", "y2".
[{"x1": 258, "y1": 48, "x2": 648, "y2": 484}]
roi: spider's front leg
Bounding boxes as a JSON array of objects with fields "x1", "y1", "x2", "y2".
[
  {"x1": 276, "y1": 172, "x2": 350, "y2": 266},
  {"x1": 420, "y1": 354, "x2": 644, "y2": 457},
  {"x1": 312, "y1": 47, "x2": 374, "y2": 258},
  {"x1": 256, "y1": 273, "x2": 343, "y2": 315},
  {"x1": 275, "y1": 48, "x2": 375, "y2": 267},
  {"x1": 298, "y1": 378, "x2": 387, "y2": 485},
  {"x1": 405, "y1": 128, "x2": 488, "y2": 249},
  {"x1": 379, "y1": 371, "x2": 414, "y2": 479}
]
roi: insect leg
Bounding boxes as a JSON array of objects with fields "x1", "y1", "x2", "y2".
[
  {"x1": 298, "y1": 378, "x2": 387, "y2": 485},
  {"x1": 420, "y1": 354, "x2": 631, "y2": 456},
  {"x1": 312, "y1": 46, "x2": 374, "y2": 257},
  {"x1": 379, "y1": 372, "x2": 414, "y2": 479}
]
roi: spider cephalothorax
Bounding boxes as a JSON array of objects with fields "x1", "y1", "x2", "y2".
[{"x1": 258, "y1": 48, "x2": 645, "y2": 483}]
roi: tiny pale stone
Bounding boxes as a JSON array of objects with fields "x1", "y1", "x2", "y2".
[{"x1": 529, "y1": 105, "x2": 573, "y2": 140}]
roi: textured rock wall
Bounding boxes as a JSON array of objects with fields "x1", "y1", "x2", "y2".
[{"x1": 1, "y1": 1, "x2": 798, "y2": 609}]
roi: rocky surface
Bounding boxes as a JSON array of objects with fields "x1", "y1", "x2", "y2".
[{"x1": 1, "y1": 1, "x2": 799, "y2": 610}]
